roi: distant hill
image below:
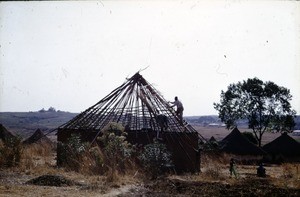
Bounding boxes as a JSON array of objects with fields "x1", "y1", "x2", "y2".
[
  {"x1": 185, "y1": 116, "x2": 248, "y2": 127},
  {"x1": 0, "y1": 111, "x2": 78, "y2": 138},
  {"x1": 185, "y1": 115, "x2": 300, "y2": 130},
  {"x1": 0, "y1": 111, "x2": 299, "y2": 139}
]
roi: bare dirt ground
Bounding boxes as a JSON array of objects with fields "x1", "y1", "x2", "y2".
[{"x1": 1, "y1": 154, "x2": 300, "y2": 197}]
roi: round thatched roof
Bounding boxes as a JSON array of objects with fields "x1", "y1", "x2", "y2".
[
  {"x1": 220, "y1": 127, "x2": 265, "y2": 155},
  {"x1": 23, "y1": 129, "x2": 53, "y2": 145},
  {"x1": 0, "y1": 124, "x2": 16, "y2": 142},
  {"x1": 263, "y1": 132, "x2": 300, "y2": 157}
]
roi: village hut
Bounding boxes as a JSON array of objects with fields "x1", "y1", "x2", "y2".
[
  {"x1": 208, "y1": 136, "x2": 219, "y2": 148},
  {"x1": 202, "y1": 136, "x2": 219, "y2": 151},
  {"x1": 209, "y1": 136, "x2": 217, "y2": 143},
  {"x1": 0, "y1": 124, "x2": 16, "y2": 142},
  {"x1": 220, "y1": 127, "x2": 265, "y2": 155},
  {"x1": 263, "y1": 132, "x2": 300, "y2": 161},
  {"x1": 57, "y1": 72, "x2": 204, "y2": 173},
  {"x1": 23, "y1": 129, "x2": 54, "y2": 146}
]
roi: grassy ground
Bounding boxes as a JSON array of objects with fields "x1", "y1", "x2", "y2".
[
  {"x1": 1, "y1": 143, "x2": 299, "y2": 197},
  {"x1": 1, "y1": 126, "x2": 300, "y2": 196}
]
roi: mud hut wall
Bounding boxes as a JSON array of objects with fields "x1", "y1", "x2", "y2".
[
  {"x1": 57, "y1": 128, "x2": 98, "y2": 144},
  {"x1": 127, "y1": 130, "x2": 200, "y2": 173},
  {"x1": 126, "y1": 130, "x2": 157, "y2": 145},
  {"x1": 57, "y1": 129, "x2": 200, "y2": 172},
  {"x1": 164, "y1": 132, "x2": 200, "y2": 173}
]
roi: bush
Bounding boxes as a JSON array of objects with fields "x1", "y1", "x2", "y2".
[
  {"x1": 57, "y1": 133, "x2": 89, "y2": 171},
  {"x1": 0, "y1": 136, "x2": 23, "y2": 167},
  {"x1": 97, "y1": 122, "x2": 136, "y2": 181},
  {"x1": 139, "y1": 140, "x2": 173, "y2": 179},
  {"x1": 57, "y1": 123, "x2": 137, "y2": 180}
]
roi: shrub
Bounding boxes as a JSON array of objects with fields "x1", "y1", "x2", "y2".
[
  {"x1": 58, "y1": 122, "x2": 137, "y2": 180},
  {"x1": 57, "y1": 133, "x2": 89, "y2": 171},
  {"x1": 97, "y1": 122, "x2": 136, "y2": 181},
  {"x1": 138, "y1": 140, "x2": 173, "y2": 179}
]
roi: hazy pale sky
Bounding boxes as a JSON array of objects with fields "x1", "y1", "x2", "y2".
[{"x1": 0, "y1": 1, "x2": 299, "y2": 116}]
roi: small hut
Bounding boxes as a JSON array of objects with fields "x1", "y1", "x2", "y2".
[
  {"x1": 263, "y1": 132, "x2": 300, "y2": 161},
  {"x1": 0, "y1": 124, "x2": 16, "y2": 142},
  {"x1": 57, "y1": 72, "x2": 203, "y2": 173},
  {"x1": 23, "y1": 129, "x2": 53, "y2": 146},
  {"x1": 209, "y1": 136, "x2": 217, "y2": 143},
  {"x1": 220, "y1": 127, "x2": 265, "y2": 155}
]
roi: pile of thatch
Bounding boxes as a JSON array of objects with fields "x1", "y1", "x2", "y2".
[{"x1": 26, "y1": 175, "x2": 76, "y2": 187}]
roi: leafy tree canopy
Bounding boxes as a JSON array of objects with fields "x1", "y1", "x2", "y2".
[{"x1": 214, "y1": 77, "x2": 296, "y2": 147}]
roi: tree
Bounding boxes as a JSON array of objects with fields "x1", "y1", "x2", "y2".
[
  {"x1": 214, "y1": 77, "x2": 296, "y2": 147},
  {"x1": 48, "y1": 107, "x2": 56, "y2": 112}
]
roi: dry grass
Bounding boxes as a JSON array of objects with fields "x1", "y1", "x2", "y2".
[
  {"x1": 18, "y1": 142, "x2": 55, "y2": 174},
  {"x1": 0, "y1": 143, "x2": 142, "y2": 197},
  {"x1": 273, "y1": 163, "x2": 300, "y2": 188},
  {"x1": 199, "y1": 152, "x2": 300, "y2": 190},
  {"x1": 1, "y1": 136, "x2": 300, "y2": 196}
]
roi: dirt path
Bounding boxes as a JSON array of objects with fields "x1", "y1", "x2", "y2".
[{"x1": 101, "y1": 184, "x2": 145, "y2": 197}]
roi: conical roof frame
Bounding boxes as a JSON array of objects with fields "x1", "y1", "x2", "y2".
[{"x1": 59, "y1": 72, "x2": 198, "y2": 134}]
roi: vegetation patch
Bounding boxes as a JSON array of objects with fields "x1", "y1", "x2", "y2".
[
  {"x1": 0, "y1": 136, "x2": 23, "y2": 167},
  {"x1": 139, "y1": 140, "x2": 173, "y2": 179}
]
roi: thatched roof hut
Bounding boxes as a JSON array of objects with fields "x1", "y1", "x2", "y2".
[
  {"x1": 263, "y1": 132, "x2": 300, "y2": 158},
  {"x1": 209, "y1": 136, "x2": 217, "y2": 143},
  {"x1": 57, "y1": 72, "x2": 204, "y2": 173},
  {"x1": 0, "y1": 124, "x2": 16, "y2": 142},
  {"x1": 220, "y1": 128, "x2": 265, "y2": 155},
  {"x1": 23, "y1": 129, "x2": 53, "y2": 146}
]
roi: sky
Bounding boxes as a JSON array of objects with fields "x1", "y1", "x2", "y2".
[{"x1": 0, "y1": 1, "x2": 299, "y2": 116}]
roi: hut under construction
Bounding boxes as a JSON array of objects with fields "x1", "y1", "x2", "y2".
[{"x1": 57, "y1": 72, "x2": 204, "y2": 173}]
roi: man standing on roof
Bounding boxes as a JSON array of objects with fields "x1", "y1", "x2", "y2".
[{"x1": 170, "y1": 96, "x2": 184, "y2": 125}]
